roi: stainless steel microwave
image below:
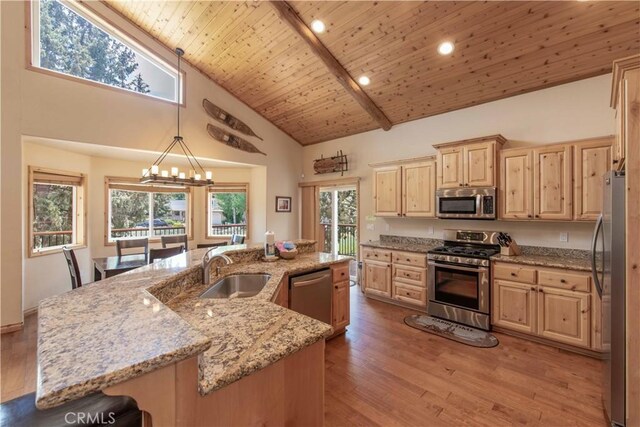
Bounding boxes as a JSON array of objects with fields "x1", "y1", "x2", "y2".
[{"x1": 436, "y1": 187, "x2": 496, "y2": 220}]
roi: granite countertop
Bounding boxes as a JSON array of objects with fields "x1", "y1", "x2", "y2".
[
  {"x1": 166, "y1": 253, "x2": 348, "y2": 395},
  {"x1": 490, "y1": 253, "x2": 592, "y2": 271},
  {"x1": 36, "y1": 242, "x2": 349, "y2": 409}
]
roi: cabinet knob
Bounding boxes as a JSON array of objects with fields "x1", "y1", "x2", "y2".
[
  {"x1": 459, "y1": 183, "x2": 464, "y2": 187},
  {"x1": 531, "y1": 287, "x2": 536, "y2": 291},
  {"x1": 613, "y1": 159, "x2": 619, "y2": 164},
  {"x1": 335, "y1": 285, "x2": 338, "y2": 289},
  {"x1": 560, "y1": 279, "x2": 566, "y2": 284},
  {"x1": 511, "y1": 272, "x2": 517, "y2": 277},
  {"x1": 527, "y1": 215, "x2": 532, "y2": 218},
  {"x1": 535, "y1": 215, "x2": 540, "y2": 218},
  {"x1": 397, "y1": 213, "x2": 401, "y2": 216},
  {"x1": 539, "y1": 288, "x2": 544, "y2": 293}
]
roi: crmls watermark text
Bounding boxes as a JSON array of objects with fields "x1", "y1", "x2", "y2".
[{"x1": 64, "y1": 412, "x2": 116, "y2": 425}]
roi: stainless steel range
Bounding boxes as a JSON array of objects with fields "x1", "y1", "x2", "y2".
[{"x1": 427, "y1": 229, "x2": 500, "y2": 330}]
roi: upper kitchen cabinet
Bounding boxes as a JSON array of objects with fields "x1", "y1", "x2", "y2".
[
  {"x1": 611, "y1": 55, "x2": 640, "y2": 171},
  {"x1": 372, "y1": 157, "x2": 436, "y2": 218},
  {"x1": 373, "y1": 165, "x2": 402, "y2": 217},
  {"x1": 435, "y1": 135, "x2": 506, "y2": 189},
  {"x1": 500, "y1": 148, "x2": 534, "y2": 220},
  {"x1": 402, "y1": 160, "x2": 436, "y2": 217},
  {"x1": 574, "y1": 137, "x2": 613, "y2": 220},
  {"x1": 533, "y1": 145, "x2": 573, "y2": 220}
]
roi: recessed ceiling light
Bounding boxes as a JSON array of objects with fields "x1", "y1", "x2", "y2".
[
  {"x1": 310, "y1": 19, "x2": 325, "y2": 34},
  {"x1": 358, "y1": 75, "x2": 371, "y2": 86},
  {"x1": 437, "y1": 41, "x2": 455, "y2": 56}
]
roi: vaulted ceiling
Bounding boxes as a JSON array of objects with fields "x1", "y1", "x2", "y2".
[{"x1": 104, "y1": 1, "x2": 640, "y2": 145}]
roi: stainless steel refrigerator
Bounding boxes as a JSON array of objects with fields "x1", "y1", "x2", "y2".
[{"x1": 592, "y1": 171, "x2": 625, "y2": 427}]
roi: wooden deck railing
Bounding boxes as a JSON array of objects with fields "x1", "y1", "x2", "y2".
[
  {"x1": 33, "y1": 230, "x2": 73, "y2": 249},
  {"x1": 210, "y1": 224, "x2": 246, "y2": 236},
  {"x1": 320, "y1": 223, "x2": 357, "y2": 256}
]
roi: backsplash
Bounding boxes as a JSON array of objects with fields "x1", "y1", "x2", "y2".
[{"x1": 379, "y1": 235, "x2": 442, "y2": 247}]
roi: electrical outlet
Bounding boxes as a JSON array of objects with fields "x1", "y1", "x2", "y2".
[
  {"x1": 366, "y1": 223, "x2": 375, "y2": 231},
  {"x1": 384, "y1": 223, "x2": 390, "y2": 232},
  {"x1": 559, "y1": 232, "x2": 568, "y2": 242},
  {"x1": 427, "y1": 226, "x2": 434, "y2": 235}
]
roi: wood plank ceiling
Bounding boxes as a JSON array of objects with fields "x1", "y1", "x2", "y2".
[{"x1": 104, "y1": 1, "x2": 640, "y2": 145}]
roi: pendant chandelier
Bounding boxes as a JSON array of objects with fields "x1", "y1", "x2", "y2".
[{"x1": 141, "y1": 48, "x2": 212, "y2": 187}]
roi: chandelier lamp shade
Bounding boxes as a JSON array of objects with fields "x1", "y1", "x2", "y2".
[{"x1": 141, "y1": 48, "x2": 213, "y2": 187}]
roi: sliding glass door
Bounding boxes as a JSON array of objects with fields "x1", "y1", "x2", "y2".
[{"x1": 319, "y1": 186, "x2": 357, "y2": 258}]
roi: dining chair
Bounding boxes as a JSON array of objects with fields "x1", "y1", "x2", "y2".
[
  {"x1": 230, "y1": 234, "x2": 245, "y2": 245},
  {"x1": 197, "y1": 242, "x2": 228, "y2": 249},
  {"x1": 149, "y1": 246, "x2": 184, "y2": 263},
  {"x1": 116, "y1": 238, "x2": 149, "y2": 258},
  {"x1": 62, "y1": 247, "x2": 82, "y2": 289},
  {"x1": 161, "y1": 234, "x2": 188, "y2": 252}
]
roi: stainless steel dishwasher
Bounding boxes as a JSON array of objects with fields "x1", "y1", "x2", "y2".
[{"x1": 289, "y1": 269, "x2": 332, "y2": 325}]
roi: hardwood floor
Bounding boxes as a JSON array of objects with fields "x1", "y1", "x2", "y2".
[
  {"x1": 1, "y1": 312, "x2": 37, "y2": 403},
  {"x1": 1, "y1": 292, "x2": 605, "y2": 426},
  {"x1": 325, "y1": 287, "x2": 606, "y2": 426}
]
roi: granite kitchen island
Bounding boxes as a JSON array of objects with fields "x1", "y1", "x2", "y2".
[{"x1": 36, "y1": 241, "x2": 350, "y2": 426}]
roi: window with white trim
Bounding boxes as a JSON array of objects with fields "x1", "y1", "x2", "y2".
[
  {"x1": 29, "y1": 167, "x2": 86, "y2": 256},
  {"x1": 107, "y1": 178, "x2": 191, "y2": 242},
  {"x1": 31, "y1": 0, "x2": 181, "y2": 103},
  {"x1": 207, "y1": 184, "x2": 249, "y2": 239}
]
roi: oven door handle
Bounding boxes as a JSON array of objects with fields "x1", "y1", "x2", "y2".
[{"x1": 429, "y1": 262, "x2": 488, "y2": 273}]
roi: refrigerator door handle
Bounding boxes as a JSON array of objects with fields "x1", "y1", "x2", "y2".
[{"x1": 591, "y1": 214, "x2": 603, "y2": 297}]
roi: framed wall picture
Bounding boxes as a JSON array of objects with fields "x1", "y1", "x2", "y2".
[{"x1": 275, "y1": 196, "x2": 292, "y2": 213}]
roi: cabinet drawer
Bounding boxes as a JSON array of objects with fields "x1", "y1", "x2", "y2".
[
  {"x1": 332, "y1": 264, "x2": 350, "y2": 283},
  {"x1": 538, "y1": 269, "x2": 590, "y2": 292},
  {"x1": 494, "y1": 263, "x2": 537, "y2": 284},
  {"x1": 392, "y1": 251, "x2": 427, "y2": 268},
  {"x1": 392, "y1": 265, "x2": 426, "y2": 287},
  {"x1": 392, "y1": 282, "x2": 426, "y2": 307},
  {"x1": 362, "y1": 247, "x2": 392, "y2": 263}
]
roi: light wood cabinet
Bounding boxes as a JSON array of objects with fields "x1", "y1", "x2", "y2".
[
  {"x1": 373, "y1": 166, "x2": 402, "y2": 216},
  {"x1": 537, "y1": 287, "x2": 590, "y2": 348},
  {"x1": 500, "y1": 148, "x2": 533, "y2": 219},
  {"x1": 492, "y1": 262, "x2": 599, "y2": 351},
  {"x1": 493, "y1": 279, "x2": 536, "y2": 334},
  {"x1": 464, "y1": 141, "x2": 496, "y2": 187},
  {"x1": 574, "y1": 138, "x2": 613, "y2": 220},
  {"x1": 402, "y1": 161, "x2": 436, "y2": 217},
  {"x1": 362, "y1": 245, "x2": 427, "y2": 308},
  {"x1": 363, "y1": 260, "x2": 392, "y2": 298},
  {"x1": 332, "y1": 280, "x2": 350, "y2": 332},
  {"x1": 372, "y1": 158, "x2": 436, "y2": 218},
  {"x1": 330, "y1": 263, "x2": 351, "y2": 336},
  {"x1": 437, "y1": 146, "x2": 464, "y2": 188},
  {"x1": 435, "y1": 135, "x2": 505, "y2": 189},
  {"x1": 533, "y1": 145, "x2": 573, "y2": 220}
]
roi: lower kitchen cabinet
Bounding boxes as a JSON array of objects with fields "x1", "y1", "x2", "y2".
[
  {"x1": 492, "y1": 262, "x2": 600, "y2": 352},
  {"x1": 363, "y1": 260, "x2": 392, "y2": 298},
  {"x1": 332, "y1": 280, "x2": 350, "y2": 331},
  {"x1": 392, "y1": 281, "x2": 426, "y2": 307},
  {"x1": 492, "y1": 279, "x2": 536, "y2": 334},
  {"x1": 537, "y1": 286, "x2": 590, "y2": 348},
  {"x1": 329, "y1": 263, "x2": 351, "y2": 336}
]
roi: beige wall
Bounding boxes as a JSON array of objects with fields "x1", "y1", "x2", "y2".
[
  {"x1": 1, "y1": 1, "x2": 302, "y2": 326},
  {"x1": 301, "y1": 74, "x2": 616, "y2": 250},
  {"x1": 22, "y1": 140, "x2": 264, "y2": 311}
]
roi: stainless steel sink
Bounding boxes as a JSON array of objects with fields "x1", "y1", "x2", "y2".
[{"x1": 199, "y1": 274, "x2": 271, "y2": 299}]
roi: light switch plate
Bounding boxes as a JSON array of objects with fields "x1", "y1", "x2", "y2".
[
  {"x1": 427, "y1": 226, "x2": 434, "y2": 235},
  {"x1": 559, "y1": 232, "x2": 568, "y2": 242}
]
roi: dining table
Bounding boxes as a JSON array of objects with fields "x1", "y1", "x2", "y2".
[{"x1": 92, "y1": 254, "x2": 148, "y2": 281}]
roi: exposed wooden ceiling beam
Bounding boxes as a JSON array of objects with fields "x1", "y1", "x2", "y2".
[{"x1": 269, "y1": 1, "x2": 393, "y2": 131}]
